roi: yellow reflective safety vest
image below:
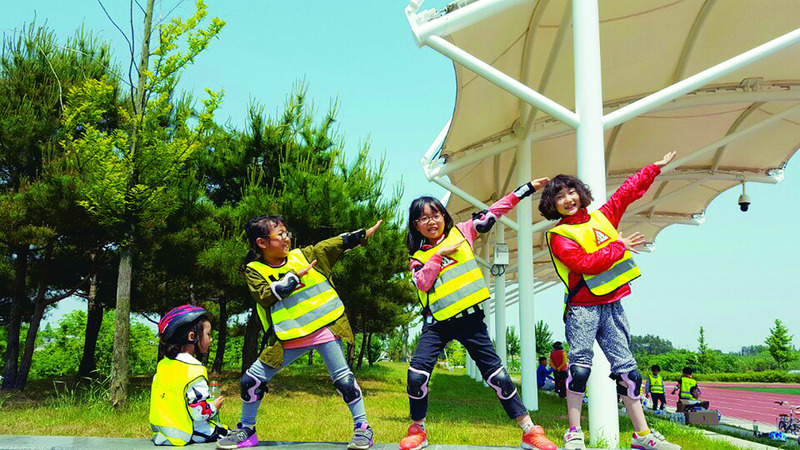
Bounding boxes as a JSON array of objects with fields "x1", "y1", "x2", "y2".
[
  {"x1": 679, "y1": 376, "x2": 697, "y2": 400},
  {"x1": 648, "y1": 374, "x2": 664, "y2": 394},
  {"x1": 149, "y1": 358, "x2": 206, "y2": 446},
  {"x1": 546, "y1": 210, "x2": 641, "y2": 297},
  {"x1": 247, "y1": 249, "x2": 344, "y2": 341},
  {"x1": 412, "y1": 227, "x2": 490, "y2": 321}
]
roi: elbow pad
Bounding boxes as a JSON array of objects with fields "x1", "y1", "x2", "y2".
[
  {"x1": 341, "y1": 229, "x2": 366, "y2": 250},
  {"x1": 269, "y1": 272, "x2": 300, "y2": 300},
  {"x1": 513, "y1": 182, "x2": 535, "y2": 200},
  {"x1": 471, "y1": 210, "x2": 497, "y2": 234}
]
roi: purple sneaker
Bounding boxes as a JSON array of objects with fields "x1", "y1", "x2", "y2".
[
  {"x1": 216, "y1": 424, "x2": 258, "y2": 449},
  {"x1": 347, "y1": 422, "x2": 374, "y2": 449}
]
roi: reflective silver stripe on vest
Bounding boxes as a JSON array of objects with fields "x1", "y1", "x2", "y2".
[
  {"x1": 429, "y1": 259, "x2": 487, "y2": 314},
  {"x1": 276, "y1": 281, "x2": 336, "y2": 310},
  {"x1": 152, "y1": 425, "x2": 191, "y2": 444},
  {"x1": 271, "y1": 292, "x2": 343, "y2": 332},
  {"x1": 584, "y1": 258, "x2": 637, "y2": 290}
]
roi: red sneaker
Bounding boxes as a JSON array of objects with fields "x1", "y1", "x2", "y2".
[
  {"x1": 521, "y1": 425, "x2": 557, "y2": 450},
  {"x1": 398, "y1": 423, "x2": 428, "y2": 450}
]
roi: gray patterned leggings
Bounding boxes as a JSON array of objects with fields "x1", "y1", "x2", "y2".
[{"x1": 565, "y1": 301, "x2": 638, "y2": 374}]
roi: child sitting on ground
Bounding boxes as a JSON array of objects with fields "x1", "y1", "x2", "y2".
[{"x1": 150, "y1": 305, "x2": 228, "y2": 446}]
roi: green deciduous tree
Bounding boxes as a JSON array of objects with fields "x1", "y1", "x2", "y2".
[
  {"x1": 60, "y1": 0, "x2": 224, "y2": 405},
  {"x1": 766, "y1": 319, "x2": 794, "y2": 368}
]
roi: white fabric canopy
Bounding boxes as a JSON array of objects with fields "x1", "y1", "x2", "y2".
[{"x1": 424, "y1": 0, "x2": 800, "y2": 284}]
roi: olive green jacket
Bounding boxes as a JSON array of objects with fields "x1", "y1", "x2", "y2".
[{"x1": 244, "y1": 234, "x2": 361, "y2": 368}]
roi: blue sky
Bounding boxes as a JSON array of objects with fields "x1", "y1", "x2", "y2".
[{"x1": 3, "y1": 1, "x2": 799, "y2": 353}]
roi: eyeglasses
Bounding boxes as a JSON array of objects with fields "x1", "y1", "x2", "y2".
[
  {"x1": 268, "y1": 231, "x2": 293, "y2": 240},
  {"x1": 415, "y1": 213, "x2": 442, "y2": 225}
]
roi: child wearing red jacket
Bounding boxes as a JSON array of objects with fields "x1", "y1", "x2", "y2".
[{"x1": 538, "y1": 152, "x2": 680, "y2": 450}]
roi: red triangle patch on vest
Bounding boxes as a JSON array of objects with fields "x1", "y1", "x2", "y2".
[
  {"x1": 594, "y1": 228, "x2": 610, "y2": 246},
  {"x1": 441, "y1": 255, "x2": 458, "y2": 268}
]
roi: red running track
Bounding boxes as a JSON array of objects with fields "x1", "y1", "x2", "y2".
[{"x1": 664, "y1": 383, "x2": 800, "y2": 426}]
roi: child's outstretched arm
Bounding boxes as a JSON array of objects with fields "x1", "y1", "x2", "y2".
[
  {"x1": 459, "y1": 177, "x2": 550, "y2": 244},
  {"x1": 304, "y1": 220, "x2": 383, "y2": 277},
  {"x1": 601, "y1": 151, "x2": 676, "y2": 227}
]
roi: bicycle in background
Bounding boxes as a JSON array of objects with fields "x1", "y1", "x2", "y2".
[{"x1": 775, "y1": 400, "x2": 800, "y2": 435}]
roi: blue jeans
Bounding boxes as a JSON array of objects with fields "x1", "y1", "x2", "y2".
[{"x1": 240, "y1": 339, "x2": 367, "y2": 427}]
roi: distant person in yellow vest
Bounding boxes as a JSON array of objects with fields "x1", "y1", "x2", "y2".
[
  {"x1": 217, "y1": 215, "x2": 382, "y2": 450},
  {"x1": 672, "y1": 366, "x2": 699, "y2": 409},
  {"x1": 645, "y1": 365, "x2": 666, "y2": 411},
  {"x1": 401, "y1": 178, "x2": 557, "y2": 450},
  {"x1": 538, "y1": 151, "x2": 681, "y2": 450},
  {"x1": 150, "y1": 305, "x2": 228, "y2": 446}
]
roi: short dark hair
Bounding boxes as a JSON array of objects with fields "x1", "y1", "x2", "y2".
[
  {"x1": 651, "y1": 365, "x2": 661, "y2": 372},
  {"x1": 406, "y1": 196, "x2": 454, "y2": 253},
  {"x1": 538, "y1": 174, "x2": 593, "y2": 220},
  {"x1": 539, "y1": 356, "x2": 547, "y2": 363},
  {"x1": 682, "y1": 367, "x2": 694, "y2": 375}
]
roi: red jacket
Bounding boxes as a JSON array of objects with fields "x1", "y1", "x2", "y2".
[{"x1": 550, "y1": 164, "x2": 661, "y2": 306}]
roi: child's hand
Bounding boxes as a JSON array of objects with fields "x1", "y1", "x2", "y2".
[
  {"x1": 365, "y1": 219, "x2": 383, "y2": 239},
  {"x1": 296, "y1": 260, "x2": 318, "y2": 278},
  {"x1": 437, "y1": 239, "x2": 465, "y2": 256},
  {"x1": 618, "y1": 232, "x2": 646, "y2": 253},
  {"x1": 531, "y1": 177, "x2": 550, "y2": 191},
  {"x1": 211, "y1": 396, "x2": 225, "y2": 410},
  {"x1": 654, "y1": 151, "x2": 676, "y2": 168}
]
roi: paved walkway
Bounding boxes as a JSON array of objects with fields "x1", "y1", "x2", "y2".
[{"x1": 0, "y1": 435, "x2": 612, "y2": 450}]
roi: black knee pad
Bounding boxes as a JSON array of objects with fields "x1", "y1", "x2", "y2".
[
  {"x1": 485, "y1": 366, "x2": 517, "y2": 400},
  {"x1": 333, "y1": 371, "x2": 362, "y2": 405},
  {"x1": 240, "y1": 370, "x2": 267, "y2": 403},
  {"x1": 610, "y1": 369, "x2": 643, "y2": 400},
  {"x1": 407, "y1": 367, "x2": 430, "y2": 400},
  {"x1": 567, "y1": 364, "x2": 591, "y2": 394}
]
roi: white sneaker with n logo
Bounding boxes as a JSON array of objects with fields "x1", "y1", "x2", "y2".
[{"x1": 631, "y1": 429, "x2": 681, "y2": 450}]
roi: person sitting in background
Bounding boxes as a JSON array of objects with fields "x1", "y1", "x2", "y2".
[
  {"x1": 684, "y1": 386, "x2": 710, "y2": 410},
  {"x1": 537, "y1": 357, "x2": 555, "y2": 390},
  {"x1": 671, "y1": 366, "x2": 697, "y2": 408}
]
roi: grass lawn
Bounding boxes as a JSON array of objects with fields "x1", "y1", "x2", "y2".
[
  {"x1": 0, "y1": 361, "x2": 741, "y2": 448},
  {"x1": 713, "y1": 386, "x2": 800, "y2": 396}
]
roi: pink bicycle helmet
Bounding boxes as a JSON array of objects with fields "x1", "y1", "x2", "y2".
[{"x1": 158, "y1": 305, "x2": 209, "y2": 342}]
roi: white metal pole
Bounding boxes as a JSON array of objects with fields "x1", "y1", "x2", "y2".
[
  {"x1": 426, "y1": 35, "x2": 580, "y2": 128},
  {"x1": 573, "y1": 0, "x2": 619, "y2": 447},
  {"x1": 516, "y1": 137, "x2": 538, "y2": 411},
  {"x1": 494, "y1": 224, "x2": 508, "y2": 367},
  {"x1": 478, "y1": 243, "x2": 493, "y2": 382},
  {"x1": 603, "y1": 25, "x2": 800, "y2": 128},
  {"x1": 430, "y1": 176, "x2": 520, "y2": 232},
  {"x1": 410, "y1": 0, "x2": 530, "y2": 47}
]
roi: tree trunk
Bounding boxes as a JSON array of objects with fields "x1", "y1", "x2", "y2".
[
  {"x1": 402, "y1": 324, "x2": 409, "y2": 362},
  {"x1": 307, "y1": 350, "x2": 314, "y2": 366},
  {"x1": 367, "y1": 333, "x2": 376, "y2": 366},
  {"x1": 110, "y1": 0, "x2": 154, "y2": 408},
  {"x1": 356, "y1": 333, "x2": 367, "y2": 370},
  {"x1": 3, "y1": 246, "x2": 28, "y2": 390},
  {"x1": 78, "y1": 271, "x2": 102, "y2": 378},
  {"x1": 110, "y1": 246, "x2": 133, "y2": 407},
  {"x1": 211, "y1": 295, "x2": 227, "y2": 373},
  {"x1": 15, "y1": 240, "x2": 54, "y2": 390},
  {"x1": 241, "y1": 304, "x2": 260, "y2": 374},
  {"x1": 346, "y1": 341, "x2": 355, "y2": 367}
]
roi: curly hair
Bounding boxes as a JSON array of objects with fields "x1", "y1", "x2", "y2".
[{"x1": 538, "y1": 175, "x2": 593, "y2": 220}]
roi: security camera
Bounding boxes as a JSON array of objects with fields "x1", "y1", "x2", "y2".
[
  {"x1": 738, "y1": 193, "x2": 750, "y2": 212},
  {"x1": 738, "y1": 181, "x2": 750, "y2": 212}
]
